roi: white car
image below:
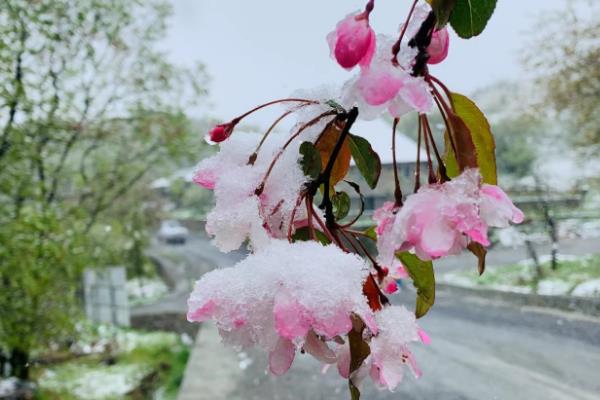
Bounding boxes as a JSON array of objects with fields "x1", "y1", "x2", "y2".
[{"x1": 157, "y1": 220, "x2": 189, "y2": 244}]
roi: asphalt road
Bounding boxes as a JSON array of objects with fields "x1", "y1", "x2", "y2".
[{"x1": 149, "y1": 234, "x2": 600, "y2": 400}]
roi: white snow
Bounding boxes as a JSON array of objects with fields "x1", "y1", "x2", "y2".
[
  {"x1": 39, "y1": 364, "x2": 150, "y2": 399},
  {"x1": 537, "y1": 280, "x2": 571, "y2": 296},
  {"x1": 572, "y1": 279, "x2": 600, "y2": 297}
]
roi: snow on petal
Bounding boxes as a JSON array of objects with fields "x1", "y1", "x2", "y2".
[
  {"x1": 369, "y1": 306, "x2": 421, "y2": 391},
  {"x1": 377, "y1": 169, "x2": 523, "y2": 261},
  {"x1": 187, "y1": 240, "x2": 373, "y2": 373}
]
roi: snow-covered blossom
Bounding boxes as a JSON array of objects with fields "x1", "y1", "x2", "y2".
[
  {"x1": 328, "y1": 11, "x2": 376, "y2": 70},
  {"x1": 369, "y1": 306, "x2": 422, "y2": 391},
  {"x1": 333, "y1": 306, "x2": 424, "y2": 391},
  {"x1": 380, "y1": 259, "x2": 409, "y2": 295},
  {"x1": 427, "y1": 27, "x2": 449, "y2": 65},
  {"x1": 377, "y1": 169, "x2": 524, "y2": 264},
  {"x1": 187, "y1": 240, "x2": 376, "y2": 375},
  {"x1": 193, "y1": 126, "x2": 315, "y2": 252}
]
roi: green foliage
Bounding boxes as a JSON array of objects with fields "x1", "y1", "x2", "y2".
[
  {"x1": 348, "y1": 134, "x2": 381, "y2": 189},
  {"x1": 332, "y1": 190, "x2": 351, "y2": 220},
  {"x1": 0, "y1": 209, "x2": 88, "y2": 356},
  {"x1": 396, "y1": 252, "x2": 435, "y2": 318},
  {"x1": 449, "y1": 0, "x2": 498, "y2": 38},
  {"x1": 299, "y1": 141, "x2": 322, "y2": 180},
  {"x1": 0, "y1": 0, "x2": 208, "y2": 373},
  {"x1": 448, "y1": 92, "x2": 497, "y2": 184},
  {"x1": 427, "y1": 0, "x2": 457, "y2": 28},
  {"x1": 525, "y1": 1, "x2": 600, "y2": 150}
]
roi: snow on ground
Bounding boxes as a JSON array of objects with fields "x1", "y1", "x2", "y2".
[
  {"x1": 127, "y1": 277, "x2": 169, "y2": 306},
  {"x1": 441, "y1": 254, "x2": 600, "y2": 297},
  {"x1": 537, "y1": 280, "x2": 571, "y2": 296},
  {"x1": 39, "y1": 363, "x2": 150, "y2": 399},
  {"x1": 572, "y1": 279, "x2": 600, "y2": 297}
]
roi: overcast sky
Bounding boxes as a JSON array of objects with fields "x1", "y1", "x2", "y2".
[{"x1": 161, "y1": 0, "x2": 567, "y2": 126}]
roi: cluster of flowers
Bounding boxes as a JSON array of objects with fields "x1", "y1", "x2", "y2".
[
  {"x1": 187, "y1": 0, "x2": 522, "y2": 395},
  {"x1": 330, "y1": 3, "x2": 449, "y2": 120},
  {"x1": 375, "y1": 169, "x2": 524, "y2": 266},
  {"x1": 187, "y1": 240, "x2": 425, "y2": 390}
]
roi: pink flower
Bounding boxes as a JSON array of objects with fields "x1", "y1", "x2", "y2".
[
  {"x1": 369, "y1": 306, "x2": 422, "y2": 391},
  {"x1": 427, "y1": 27, "x2": 449, "y2": 65},
  {"x1": 328, "y1": 12, "x2": 376, "y2": 70},
  {"x1": 187, "y1": 240, "x2": 376, "y2": 376},
  {"x1": 376, "y1": 169, "x2": 524, "y2": 262}
]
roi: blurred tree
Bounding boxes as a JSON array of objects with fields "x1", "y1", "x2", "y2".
[
  {"x1": 525, "y1": 0, "x2": 600, "y2": 150},
  {"x1": 0, "y1": 0, "x2": 207, "y2": 378}
]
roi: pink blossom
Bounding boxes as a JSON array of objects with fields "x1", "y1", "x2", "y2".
[
  {"x1": 376, "y1": 169, "x2": 524, "y2": 262},
  {"x1": 369, "y1": 306, "x2": 422, "y2": 391},
  {"x1": 328, "y1": 12, "x2": 376, "y2": 70},
  {"x1": 427, "y1": 27, "x2": 449, "y2": 64},
  {"x1": 187, "y1": 240, "x2": 375, "y2": 376}
]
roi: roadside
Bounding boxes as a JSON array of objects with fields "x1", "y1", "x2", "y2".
[{"x1": 178, "y1": 288, "x2": 600, "y2": 400}]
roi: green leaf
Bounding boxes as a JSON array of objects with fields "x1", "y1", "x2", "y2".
[
  {"x1": 449, "y1": 0, "x2": 497, "y2": 39},
  {"x1": 396, "y1": 252, "x2": 435, "y2": 318},
  {"x1": 348, "y1": 134, "x2": 381, "y2": 190},
  {"x1": 363, "y1": 226, "x2": 377, "y2": 241},
  {"x1": 427, "y1": 0, "x2": 457, "y2": 28},
  {"x1": 291, "y1": 226, "x2": 331, "y2": 245},
  {"x1": 332, "y1": 191, "x2": 351, "y2": 220},
  {"x1": 449, "y1": 92, "x2": 497, "y2": 184},
  {"x1": 349, "y1": 381, "x2": 361, "y2": 400},
  {"x1": 299, "y1": 141, "x2": 321, "y2": 180}
]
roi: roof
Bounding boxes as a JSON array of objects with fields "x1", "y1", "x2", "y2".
[{"x1": 350, "y1": 118, "x2": 426, "y2": 165}]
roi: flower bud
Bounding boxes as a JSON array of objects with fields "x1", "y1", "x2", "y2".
[
  {"x1": 427, "y1": 27, "x2": 449, "y2": 65},
  {"x1": 208, "y1": 123, "x2": 233, "y2": 143},
  {"x1": 327, "y1": 12, "x2": 376, "y2": 70}
]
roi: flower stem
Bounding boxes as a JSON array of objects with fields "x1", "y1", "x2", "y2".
[
  {"x1": 392, "y1": 118, "x2": 403, "y2": 206},
  {"x1": 391, "y1": 0, "x2": 419, "y2": 65}
]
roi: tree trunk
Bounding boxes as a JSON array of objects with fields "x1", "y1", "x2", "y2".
[
  {"x1": 9, "y1": 348, "x2": 30, "y2": 380},
  {"x1": 525, "y1": 239, "x2": 543, "y2": 280}
]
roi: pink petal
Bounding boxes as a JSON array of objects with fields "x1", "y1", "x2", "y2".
[
  {"x1": 303, "y1": 330, "x2": 337, "y2": 364},
  {"x1": 274, "y1": 291, "x2": 312, "y2": 340},
  {"x1": 192, "y1": 169, "x2": 217, "y2": 189},
  {"x1": 418, "y1": 328, "x2": 431, "y2": 345},
  {"x1": 187, "y1": 300, "x2": 216, "y2": 322},
  {"x1": 358, "y1": 67, "x2": 404, "y2": 106},
  {"x1": 269, "y1": 337, "x2": 296, "y2": 376},
  {"x1": 337, "y1": 344, "x2": 351, "y2": 378}
]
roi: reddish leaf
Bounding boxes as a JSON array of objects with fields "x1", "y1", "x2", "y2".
[
  {"x1": 467, "y1": 242, "x2": 487, "y2": 275},
  {"x1": 362, "y1": 275, "x2": 382, "y2": 311}
]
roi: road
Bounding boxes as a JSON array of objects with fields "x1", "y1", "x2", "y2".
[{"x1": 150, "y1": 234, "x2": 600, "y2": 400}]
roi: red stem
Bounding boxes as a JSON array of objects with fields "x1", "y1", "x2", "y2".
[
  {"x1": 392, "y1": 118, "x2": 403, "y2": 206},
  {"x1": 233, "y1": 98, "x2": 318, "y2": 124},
  {"x1": 391, "y1": 0, "x2": 419, "y2": 65}
]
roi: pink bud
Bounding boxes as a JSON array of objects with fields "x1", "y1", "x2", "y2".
[
  {"x1": 427, "y1": 27, "x2": 449, "y2": 65},
  {"x1": 208, "y1": 122, "x2": 235, "y2": 143},
  {"x1": 327, "y1": 12, "x2": 376, "y2": 70}
]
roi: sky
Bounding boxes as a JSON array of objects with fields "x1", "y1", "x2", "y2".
[{"x1": 161, "y1": 0, "x2": 567, "y2": 127}]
